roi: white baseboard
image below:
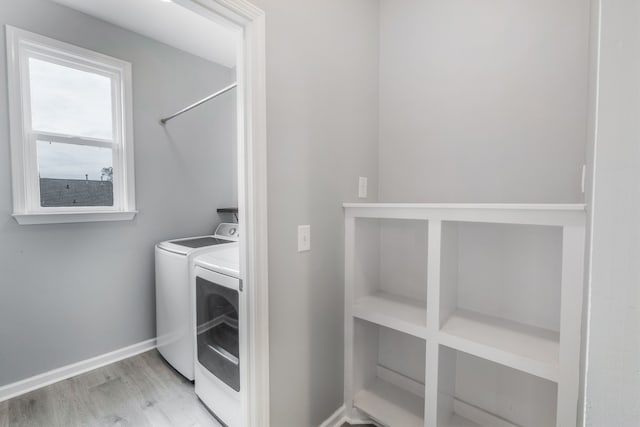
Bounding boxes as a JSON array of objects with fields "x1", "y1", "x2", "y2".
[
  {"x1": 0, "y1": 338, "x2": 157, "y2": 403},
  {"x1": 318, "y1": 404, "x2": 377, "y2": 427},
  {"x1": 319, "y1": 405, "x2": 347, "y2": 427},
  {"x1": 453, "y1": 398, "x2": 518, "y2": 427},
  {"x1": 376, "y1": 364, "x2": 425, "y2": 398},
  {"x1": 319, "y1": 399, "x2": 515, "y2": 427}
]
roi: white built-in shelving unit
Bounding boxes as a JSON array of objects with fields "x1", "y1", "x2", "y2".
[{"x1": 343, "y1": 203, "x2": 586, "y2": 427}]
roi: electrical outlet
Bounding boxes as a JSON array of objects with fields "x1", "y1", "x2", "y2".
[
  {"x1": 298, "y1": 225, "x2": 311, "y2": 252},
  {"x1": 358, "y1": 176, "x2": 368, "y2": 198}
]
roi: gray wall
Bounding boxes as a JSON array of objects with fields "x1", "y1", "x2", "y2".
[
  {"x1": 248, "y1": 0, "x2": 380, "y2": 425},
  {"x1": 378, "y1": 0, "x2": 591, "y2": 203},
  {"x1": 254, "y1": 1, "x2": 595, "y2": 425},
  {"x1": 583, "y1": 0, "x2": 640, "y2": 424},
  {"x1": 0, "y1": 0, "x2": 236, "y2": 387}
]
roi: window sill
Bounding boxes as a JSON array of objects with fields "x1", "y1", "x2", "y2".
[{"x1": 13, "y1": 210, "x2": 138, "y2": 225}]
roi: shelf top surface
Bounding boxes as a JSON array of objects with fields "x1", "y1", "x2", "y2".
[
  {"x1": 354, "y1": 378, "x2": 424, "y2": 427},
  {"x1": 343, "y1": 203, "x2": 585, "y2": 225},
  {"x1": 343, "y1": 202, "x2": 586, "y2": 211},
  {"x1": 353, "y1": 292, "x2": 428, "y2": 339},
  {"x1": 440, "y1": 309, "x2": 560, "y2": 381}
]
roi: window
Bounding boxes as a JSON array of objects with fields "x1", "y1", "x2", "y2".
[{"x1": 6, "y1": 27, "x2": 136, "y2": 224}]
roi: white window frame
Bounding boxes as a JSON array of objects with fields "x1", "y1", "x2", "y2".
[{"x1": 6, "y1": 26, "x2": 136, "y2": 225}]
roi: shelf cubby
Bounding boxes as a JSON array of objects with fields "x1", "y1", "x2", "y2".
[
  {"x1": 350, "y1": 319, "x2": 426, "y2": 427},
  {"x1": 436, "y1": 346, "x2": 558, "y2": 427},
  {"x1": 350, "y1": 217, "x2": 429, "y2": 337},
  {"x1": 438, "y1": 221, "x2": 562, "y2": 379}
]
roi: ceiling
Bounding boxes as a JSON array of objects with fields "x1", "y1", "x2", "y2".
[{"x1": 51, "y1": 0, "x2": 238, "y2": 68}]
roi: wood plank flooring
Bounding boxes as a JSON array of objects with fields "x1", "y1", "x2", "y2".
[
  {"x1": 0, "y1": 350, "x2": 221, "y2": 427},
  {"x1": 0, "y1": 351, "x2": 377, "y2": 427}
]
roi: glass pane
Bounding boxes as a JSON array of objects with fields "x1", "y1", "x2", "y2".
[
  {"x1": 37, "y1": 140, "x2": 114, "y2": 207},
  {"x1": 29, "y1": 58, "x2": 114, "y2": 140},
  {"x1": 196, "y1": 277, "x2": 240, "y2": 392}
]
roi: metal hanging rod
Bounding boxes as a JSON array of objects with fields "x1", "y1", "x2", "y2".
[{"x1": 160, "y1": 82, "x2": 237, "y2": 124}]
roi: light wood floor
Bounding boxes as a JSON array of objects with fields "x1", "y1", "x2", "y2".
[
  {"x1": 0, "y1": 350, "x2": 221, "y2": 427},
  {"x1": 0, "y1": 350, "x2": 377, "y2": 427}
]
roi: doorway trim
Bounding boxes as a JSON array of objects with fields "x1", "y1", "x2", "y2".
[{"x1": 176, "y1": 1, "x2": 269, "y2": 425}]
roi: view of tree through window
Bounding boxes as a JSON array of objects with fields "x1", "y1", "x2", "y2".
[{"x1": 37, "y1": 141, "x2": 114, "y2": 207}]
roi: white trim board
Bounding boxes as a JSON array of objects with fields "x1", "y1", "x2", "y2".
[
  {"x1": 318, "y1": 404, "x2": 378, "y2": 427},
  {"x1": 0, "y1": 338, "x2": 156, "y2": 403},
  {"x1": 176, "y1": 1, "x2": 270, "y2": 426},
  {"x1": 318, "y1": 400, "x2": 517, "y2": 427},
  {"x1": 343, "y1": 203, "x2": 586, "y2": 227},
  {"x1": 319, "y1": 405, "x2": 348, "y2": 427},
  {"x1": 376, "y1": 365, "x2": 425, "y2": 398}
]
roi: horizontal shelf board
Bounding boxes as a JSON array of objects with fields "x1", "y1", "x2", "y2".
[
  {"x1": 354, "y1": 378, "x2": 424, "y2": 427},
  {"x1": 439, "y1": 309, "x2": 560, "y2": 382},
  {"x1": 343, "y1": 203, "x2": 585, "y2": 210},
  {"x1": 353, "y1": 292, "x2": 428, "y2": 339},
  {"x1": 343, "y1": 203, "x2": 585, "y2": 226}
]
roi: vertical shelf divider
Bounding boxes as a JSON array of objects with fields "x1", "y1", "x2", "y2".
[
  {"x1": 425, "y1": 220, "x2": 442, "y2": 427},
  {"x1": 557, "y1": 224, "x2": 586, "y2": 427},
  {"x1": 344, "y1": 211, "x2": 356, "y2": 419}
]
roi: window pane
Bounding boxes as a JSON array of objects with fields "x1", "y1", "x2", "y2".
[
  {"x1": 37, "y1": 140, "x2": 114, "y2": 207},
  {"x1": 29, "y1": 58, "x2": 114, "y2": 140}
]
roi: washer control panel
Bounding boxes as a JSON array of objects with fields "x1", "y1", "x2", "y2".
[{"x1": 214, "y1": 222, "x2": 240, "y2": 241}]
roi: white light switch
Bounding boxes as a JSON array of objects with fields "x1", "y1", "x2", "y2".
[
  {"x1": 298, "y1": 225, "x2": 311, "y2": 252},
  {"x1": 358, "y1": 176, "x2": 368, "y2": 198}
]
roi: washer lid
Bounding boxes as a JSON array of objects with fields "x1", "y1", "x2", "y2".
[
  {"x1": 195, "y1": 244, "x2": 240, "y2": 278},
  {"x1": 168, "y1": 236, "x2": 232, "y2": 249}
]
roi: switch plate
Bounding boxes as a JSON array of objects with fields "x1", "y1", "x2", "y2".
[
  {"x1": 358, "y1": 176, "x2": 368, "y2": 198},
  {"x1": 298, "y1": 225, "x2": 311, "y2": 252}
]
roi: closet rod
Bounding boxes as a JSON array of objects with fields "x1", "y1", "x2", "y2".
[{"x1": 160, "y1": 82, "x2": 237, "y2": 124}]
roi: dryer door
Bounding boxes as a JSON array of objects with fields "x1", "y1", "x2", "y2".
[{"x1": 196, "y1": 273, "x2": 240, "y2": 392}]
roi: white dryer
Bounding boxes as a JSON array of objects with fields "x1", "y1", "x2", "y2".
[
  {"x1": 193, "y1": 245, "x2": 243, "y2": 427},
  {"x1": 155, "y1": 223, "x2": 239, "y2": 380}
]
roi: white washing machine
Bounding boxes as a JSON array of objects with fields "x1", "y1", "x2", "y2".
[
  {"x1": 193, "y1": 245, "x2": 243, "y2": 427},
  {"x1": 155, "y1": 223, "x2": 239, "y2": 380}
]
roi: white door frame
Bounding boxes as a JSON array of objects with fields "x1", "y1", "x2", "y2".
[{"x1": 175, "y1": 1, "x2": 269, "y2": 425}]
